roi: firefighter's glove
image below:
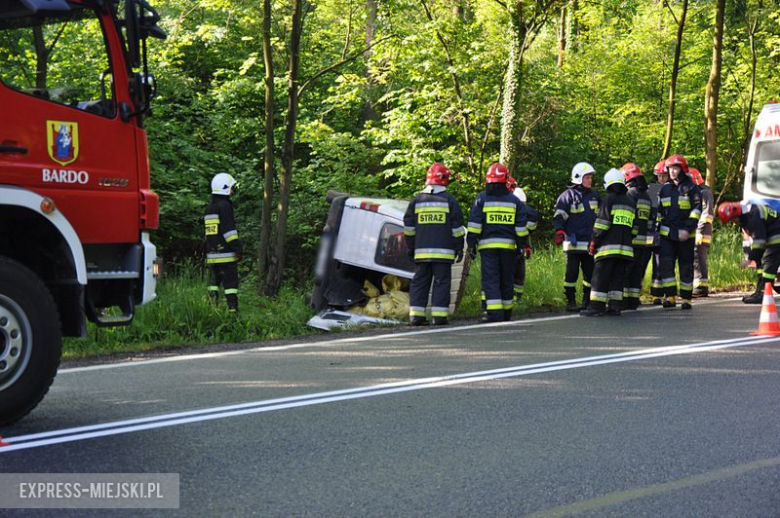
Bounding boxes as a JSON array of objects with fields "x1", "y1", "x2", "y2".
[
  {"x1": 236, "y1": 253, "x2": 244, "y2": 262},
  {"x1": 695, "y1": 233, "x2": 703, "y2": 246},
  {"x1": 678, "y1": 229, "x2": 690, "y2": 242},
  {"x1": 455, "y1": 250, "x2": 464, "y2": 263},
  {"x1": 524, "y1": 246, "x2": 532, "y2": 259},
  {"x1": 554, "y1": 230, "x2": 566, "y2": 246},
  {"x1": 588, "y1": 241, "x2": 597, "y2": 256}
]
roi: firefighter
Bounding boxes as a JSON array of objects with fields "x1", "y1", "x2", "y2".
[
  {"x1": 690, "y1": 167, "x2": 714, "y2": 297},
  {"x1": 507, "y1": 178, "x2": 538, "y2": 302},
  {"x1": 553, "y1": 162, "x2": 601, "y2": 311},
  {"x1": 467, "y1": 163, "x2": 529, "y2": 323},
  {"x1": 717, "y1": 201, "x2": 780, "y2": 303},
  {"x1": 621, "y1": 163, "x2": 654, "y2": 310},
  {"x1": 657, "y1": 154, "x2": 702, "y2": 309},
  {"x1": 581, "y1": 169, "x2": 636, "y2": 316},
  {"x1": 648, "y1": 159, "x2": 668, "y2": 305},
  {"x1": 204, "y1": 173, "x2": 243, "y2": 312},
  {"x1": 403, "y1": 163, "x2": 466, "y2": 326}
]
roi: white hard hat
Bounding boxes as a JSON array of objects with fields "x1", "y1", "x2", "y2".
[
  {"x1": 571, "y1": 162, "x2": 596, "y2": 185},
  {"x1": 603, "y1": 168, "x2": 625, "y2": 189},
  {"x1": 514, "y1": 187, "x2": 527, "y2": 203},
  {"x1": 211, "y1": 173, "x2": 237, "y2": 195}
]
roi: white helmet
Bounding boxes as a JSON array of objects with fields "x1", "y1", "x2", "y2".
[
  {"x1": 603, "y1": 168, "x2": 625, "y2": 189},
  {"x1": 514, "y1": 187, "x2": 527, "y2": 203},
  {"x1": 211, "y1": 173, "x2": 237, "y2": 195},
  {"x1": 571, "y1": 162, "x2": 596, "y2": 185}
]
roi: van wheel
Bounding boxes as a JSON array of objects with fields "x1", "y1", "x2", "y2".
[{"x1": 0, "y1": 257, "x2": 62, "y2": 426}]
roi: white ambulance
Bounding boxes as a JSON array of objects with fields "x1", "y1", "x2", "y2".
[{"x1": 744, "y1": 102, "x2": 780, "y2": 211}]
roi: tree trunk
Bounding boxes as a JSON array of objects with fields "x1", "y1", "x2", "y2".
[
  {"x1": 258, "y1": 0, "x2": 275, "y2": 293},
  {"x1": 499, "y1": 2, "x2": 526, "y2": 176},
  {"x1": 661, "y1": 0, "x2": 688, "y2": 159},
  {"x1": 361, "y1": 0, "x2": 378, "y2": 124},
  {"x1": 703, "y1": 0, "x2": 725, "y2": 190},
  {"x1": 33, "y1": 25, "x2": 48, "y2": 89},
  {"x1": 557, "y1": 6, "x2": 566, "y2": 68},
  {"x1": 266, "y1": 0, "x2": 304, "y2": 296}
]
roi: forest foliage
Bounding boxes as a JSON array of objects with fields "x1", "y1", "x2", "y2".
[{"x1": 143, "y1": 0, "x2": 780, "y2": 287}]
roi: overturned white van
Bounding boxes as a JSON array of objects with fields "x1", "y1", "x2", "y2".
[
  {"x1": 308, "y1": 192, "x2": 466, "y2": 330},
  {"x1": 744, "y1": 102, "x2": 780, "y2": 211}
]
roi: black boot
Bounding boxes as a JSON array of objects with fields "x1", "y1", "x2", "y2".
[
  {"x1": 565, "y1": 290, "x2": 580, "y2": 312},
  {"x1": 743, "y1": 276, "x2": 764, "y2": 304},
  {"x1": 743, "y1": 281, "x2": 767, "y2": 304},
  {"x1": 581, "y1": 287, "x2": 591, "y2": 310},
  {"x1": 606, "y1": 300, "x2": 622, "y2": 316}
]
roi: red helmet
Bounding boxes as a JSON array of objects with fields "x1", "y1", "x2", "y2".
[
  {"x1": 620, "y1": 163, "x2": 643, "y2": 183},
  {"x1": 486, "y1": 163, "x2": 509, "y2": 184},
  {"x1": 717, "y1": 202, "x2": 742, "y2": 225},
  {"x1": 665, "y1": 154, "x2": 689, "y2": 174},
  {"x1": 506, "y1": 176, "x2": 518, "y2": 192},
  {"x1": 653, "y1": 160, "x2": 667, "y2": 175},
  {"x1": 689, "y1": 167, "x2": 704, "y2": 185},
  {"x1": 426, "y1": 162, "x2": 452, "y2": 186}
]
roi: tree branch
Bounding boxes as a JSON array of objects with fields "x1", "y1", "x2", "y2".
[{"x1": 299, "y1": 34, "x2": 394, "y2": 97}]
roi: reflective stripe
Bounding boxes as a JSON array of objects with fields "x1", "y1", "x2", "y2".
[
  {"x1": 468, "y1": 222, "x2": 483, "y2": 234},
  {"x1": 527, "y1": 221, "x2": 538, "y2": 231},
  {"x1": 678, "y1": 196, "x2": 691, "y2": 209},
  {"x1": 404, "y1": 226, "x2": 416, "y2": 236},
  {"x1": 563, "y1": 242, "x2": 589, "y2": 252},
  {"x1": 554, "y1": 209, "x2": 569, "y2": 221},
  {"x1": 207, "y1": 285, "x2": 219, "y2": 292},
  {"x1": 206, "y1": 257, "x2": 238, "y2": 264},
  {"x1": 224, "y1": 230, "x2": 239, "y2": 242},
  {"x1": 563, "y1": 281, "x2": 577, "y2": 288},
  {"x1": 595, "y1": 244, "x2": 633, "y2": 259},
  {"x1": 502, "y1": 300, "x2": 514, "y2": 310},
  {"x1": 484, "y1": 201, "x2": 516, "y2": 209},
  {"x1": 486, "y1": 299, "x2": 503, "y2": 310},
  {"x1": 570, "y1": 204, "x2": 585, "y2": 214},
  {"x1": 590, "y1": 291, "x2": 608, "y2": 302},
  {"x1": 582, "y1": 280, "x2": 591, "y2": 288},
  {"x1": 431, "y1": 306, "x2": 449, "y2": 317},
  {"x1": 478, "y1": 238, "x2": 517, "y2": 250},
  {"x1": 768, "y1": 234, "x2": 780, "y2": 246},
  {"x1": 204, "y1": 214, "x2": 219, "y2": 221},
  {"x1": 680, "y1": 282, "x2": 693, "y2": 290},
  {"x1": 608, "y1": 290, "x2": 623, "y2": 300},
  {"x1": 452, "y1": 226, "x2": 466, "y2": 238},
  {"x1": 515, "y1": 226, "x2": 529, "y2": 237},
  {"x1": 415, "y1": 202, "x2": 450, "y2": 212},
  {"x1": 594, "y1": 218, "x2": 610, "y2": 231},
  {"x1": 689, "y1": 209, "x2": 701, "y2": 220},
  {"x1": 415, "y1": 248, "x2": 455, "y2": 260},
  {"x1": 660, "y1": 225, "x2": 670, "y2": 237},
  {"x1": 224, "y1": 288, "x2": 238, "y2": 295},
  {"x1": 661, "y1": 197, "x2": 671, "y2": 207}
]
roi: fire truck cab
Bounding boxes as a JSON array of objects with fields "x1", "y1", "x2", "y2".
[{"x1": 0, "y1": 0, "x2": 165, "y2": 424}]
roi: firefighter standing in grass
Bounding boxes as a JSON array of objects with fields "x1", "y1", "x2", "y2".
[
  {"x1": 467, "y1": 163, "x2": 529, "y2": 323},
  {"x1": 657, "y1": 154, "x2": 702, "y2": 309},
  {"x1": 648, "y1": 159, "x2": 669, "y2": 305},
  {"x1": 205, "y1": 173, "x2": 243, "y2": 313},
  {"x1": 507, "y1": 177, "x2": 538, "y2": 302},
  {"x1": 403, "y1": 163, "x2": 466, "y2": 326},
  {"x1": 621, "y1": 163, "x2": 654, "y2": 310},
  {"x1": 581, "y1": 168, "x2": 636, "y2": 317},
  {"x1": 553, "y1": 163, "x2": 601, "y2": 311},
  {"x1": 717, "y1": 201, "x2": 780, "y2": 303},
  {"x1": 690, "y1": 168, "x2": 714, "y2": 297}
]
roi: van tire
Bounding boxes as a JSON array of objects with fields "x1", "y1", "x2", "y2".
[{"x1": 0, "y1": 256, "x2": 62, "y2": 426}]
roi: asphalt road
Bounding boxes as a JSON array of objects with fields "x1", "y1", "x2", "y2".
[{"x1": 1, "y1": 297, "x2": 779, "y2": 517}]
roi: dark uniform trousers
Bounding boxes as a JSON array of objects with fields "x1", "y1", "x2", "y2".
[
  {"x1": 514, "y1": 255, "x2": 526, "y2": 300},
  {"x1": 625, "y1": 247, "x2": 652, "y2": 306},
  {"x1": 659, "y1": 238, "x2": 695, "y2": 300},
  {"x1": 482, "y1": 249, "x2": 517, "y2": 322},
  {"x1": 409, "y1": 262, "x2": 452, "y2": 319},
  {"x1": 650, "y1": 247, "x2": 664, "y2": 298},
  {"x1": 209, "y1": 262, "x2": 239, "y2": 311},
  {"x1": 590, "y1": 259, "x2": 628, "y2": 312},
  {"x1": 564, "y1": 252, "x2": 594, "y2": 305}
]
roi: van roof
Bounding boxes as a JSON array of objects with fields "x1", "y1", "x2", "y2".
[{"x1": 344, "y1": 197, "x2": 409, "y2": 219}]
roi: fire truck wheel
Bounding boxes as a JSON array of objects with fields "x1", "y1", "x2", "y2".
[{"x1": 0, "y1": 256, "x2": 62, "y2": 426}]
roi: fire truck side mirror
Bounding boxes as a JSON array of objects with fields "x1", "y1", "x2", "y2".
[{"x1": 125, "y1": 0, "x2": 141, "y2": 69}]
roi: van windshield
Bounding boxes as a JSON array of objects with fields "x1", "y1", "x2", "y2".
[{"x1": 754, "y1": 141, "x2": 780, "y2": 197}]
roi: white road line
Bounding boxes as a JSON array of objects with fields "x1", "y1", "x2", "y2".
[
  {"x1": 2, "y1": 334, "x2": 774, "y2": 453},
  {"x1": 59, "y1": 296, "x2": 740, "y2": 374}
]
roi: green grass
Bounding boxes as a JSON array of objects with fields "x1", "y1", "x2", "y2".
[{"x1": 64, "y1": 226, "x2": 753, "y2": 358}]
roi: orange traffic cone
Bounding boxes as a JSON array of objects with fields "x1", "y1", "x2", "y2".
[{"x1": 751, "y1": 282, "x2": 780, "y2": 336}]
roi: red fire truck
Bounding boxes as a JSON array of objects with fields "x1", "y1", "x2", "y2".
[{"x1": 0, "y1": 0, "x2": 165, "y2": 424}]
